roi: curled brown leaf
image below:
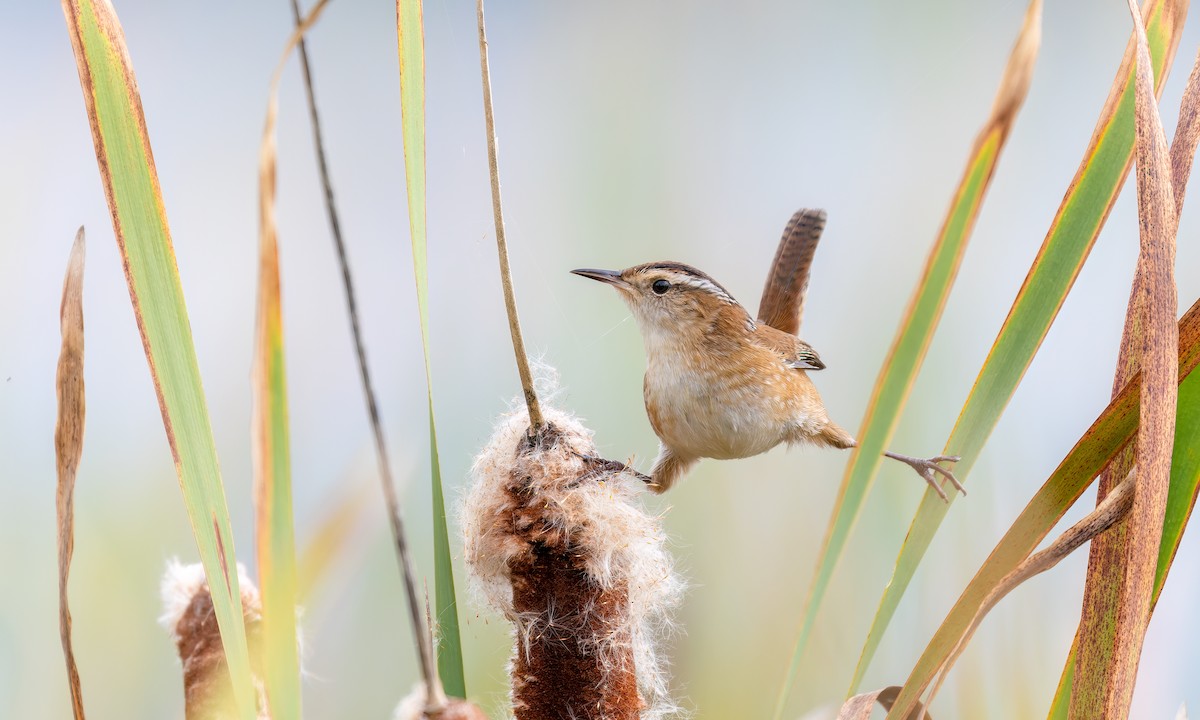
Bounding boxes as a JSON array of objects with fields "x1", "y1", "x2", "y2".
[
  {"x1": 838, "y1": 686, "x2": 931, "y2": 720},
  {"x1": 56, "y1": 227, "x2": 86, "y2": 720}
]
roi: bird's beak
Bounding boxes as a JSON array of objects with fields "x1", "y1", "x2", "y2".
[{"x1": 570, "y1": 268, "x2": 630, "y2": 290}]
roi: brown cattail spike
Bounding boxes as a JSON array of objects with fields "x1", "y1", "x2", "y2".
[
  {"x1": 463, "y1": 401, "x2": 683, "y2": 720},
  {"x1": 162, "y1": 562, "x2": 268, "y2": 720}
]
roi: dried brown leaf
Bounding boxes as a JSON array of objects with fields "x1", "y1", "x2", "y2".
[
  {"x1": 56, "y1": 227, "x2": 86, "y2": 720},
  {"x1": 1048, "y1": 31, "x2": 1200, "y2": 720},
  {"x1": 1169, "y1": 49, "x2": 1200, "y2": 211},
  {"x1": 1069, "y1": 3, "x2": 1181, "y2": 717},
  {"x1": 838, "y1": 687, "x2": 930, "y2": 720},
  {"x1": 1071, "y1": 28, "x2": 1200, "y2": 720}
]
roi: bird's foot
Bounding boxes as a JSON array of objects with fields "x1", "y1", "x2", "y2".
[
  {"x1": 573, "y1": 452, "x2": 653, "y2": 484},
  {"x1": 884, "y1": 452, "x2": 964, "y2": 503}
]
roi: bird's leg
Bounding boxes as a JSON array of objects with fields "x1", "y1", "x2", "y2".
[
  {"x1": 647, "y1": 445, "x2": 697, "y2": 494},
  {"x1": 819, "y1": 422, "x2": 962, "y2": 502},
  {"x1": 883, "y1": 451, "x2": 964, "y2": 502}
]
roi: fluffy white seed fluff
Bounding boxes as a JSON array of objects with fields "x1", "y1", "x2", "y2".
[
  {"x1": 394, "y1": 684, "x2": 428, "y2": 720},
  {"x1": 461, "y1": 402, "x2": 685, "y2": 719},
  {"x1": 160, "y1": 559, "x2": 261, "y2": 638}
]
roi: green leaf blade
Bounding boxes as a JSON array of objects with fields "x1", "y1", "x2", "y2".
[
  {"x1": 772, "y1": 4, "x2": 1043, "y2": 715},
  {"x1": 854, "y1": 3, "x2": 1188, "y2": 709},
  {"x1": 777, "y1": 132, "x2": 1001, "y2": 716},
  {"x1": 62, "y1": 1, "x2": 256, "y2": 717},
  {"x1": 396, "y1": 0, "x2": 466, "y2": 697}
]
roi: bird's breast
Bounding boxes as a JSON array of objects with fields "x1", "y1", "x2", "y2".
[{"x1": 643, "y1": 343, "x2": 826, "y2": 461}]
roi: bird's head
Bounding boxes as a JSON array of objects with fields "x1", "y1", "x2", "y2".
[{"x1": 571, "y1": 262, "x2": 751, "y2": 342}]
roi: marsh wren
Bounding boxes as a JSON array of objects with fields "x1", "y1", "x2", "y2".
[{"x1": 572, "y1": 209, "x2": 963, "y2": 499}]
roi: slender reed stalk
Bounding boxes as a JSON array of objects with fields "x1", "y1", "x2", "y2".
[{"x1": 475, "y1": 0, "x2": 543, "y2": 430}]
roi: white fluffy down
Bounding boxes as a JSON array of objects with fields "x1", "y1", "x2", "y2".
[
  {"x1": 393, "y1": 684, "x2": 428, "y2": 720},
  {"x1": 461, "y1": 403, "x2": 685, "y2": 719},
  {"x1": 159, "y1": 559, "x2": 260, "y2": 639}
]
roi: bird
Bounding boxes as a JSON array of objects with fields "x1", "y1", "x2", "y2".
[{"x1": 571, "y1": 208, "x2": 963, "y2": 499}]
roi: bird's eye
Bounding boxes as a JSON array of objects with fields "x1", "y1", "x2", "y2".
[{"x1": 651, "y1": 279, "x2": 671, "y2": 295}]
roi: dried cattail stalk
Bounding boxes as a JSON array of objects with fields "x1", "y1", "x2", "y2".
[
  {"x1": 463, "y1": 403, "x2": 683, "y2": 720},
  {"x1": 161, "y1": 561, "x2": 268, "y2": 720},
  {"x1": 394, "y1": 684, "x2": 490, "y2": 720}
]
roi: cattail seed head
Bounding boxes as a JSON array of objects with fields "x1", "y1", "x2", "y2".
[
  {"x1": 462, "y1": 403, "x2": 684, "y2": 719},
  {"x1": 160, "y1": 561, "x2": 268, "y2": 719}
]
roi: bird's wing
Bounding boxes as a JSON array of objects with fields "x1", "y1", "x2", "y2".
[
  {"x1": 756, "y1": 208, "x2": 827, "y2": 336},
  {"x1": 752, "y1": 323, "x2": 826, "y2": 370}
]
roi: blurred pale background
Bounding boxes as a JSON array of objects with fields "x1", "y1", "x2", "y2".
[{"x1": 3, "y1": 1, "x2": 1200, "y2": 718}]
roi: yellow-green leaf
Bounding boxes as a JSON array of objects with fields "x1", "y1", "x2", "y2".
[
  {"x1": 60, "y1": 1, "x2": 256, "y2": 716},
  {"x1": 252, "y1": 2, "x2": 332, "y2": 712},
  {"x1": 771, "y1": 3, "x2": 1042, "y2": 714}
]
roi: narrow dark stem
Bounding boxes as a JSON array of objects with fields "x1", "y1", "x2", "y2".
[
  {"x1": 925, "y1": 470, "x2": 1137, "y2": 713},
  {"x1": 286, "y1": 0, "x2": 442, "y2": 706},
  {"x1": 476, "y1": 0, "x2": 544, "y2": 430}
]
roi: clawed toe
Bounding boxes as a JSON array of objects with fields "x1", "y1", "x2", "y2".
[
  {"x1": 884, "y1": 451, "x2": 965, "y2": 503},
  {"x1": 926, "y1": 458, "x2": 965, "y2": 495},
  {"x1": 573, "y1": 452, "x2": 652, "y2": 483}
]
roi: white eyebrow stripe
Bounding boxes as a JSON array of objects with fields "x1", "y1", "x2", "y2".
[{"x1": 672, "y1": 274, "x2": 737, "y2": 305}]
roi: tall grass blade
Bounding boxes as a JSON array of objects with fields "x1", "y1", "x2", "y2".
[
  {"x1": 395, "y1": 0, "x2": 467, "y2": 696},
  {"x1": 771, "y1": 3, "x2": 1042, "y2": 713},
  {"x1": 56, "y1": 228, "x2": 87, "y2": 720},
  {"x1": 59, "y1": 2, "x2": 258, "y2": 716},
  {"x1": 874, "y1": 295, "x2": 1200, "y2": 720},
  {"x1": 852, "y1": 0, "x2": 1188, "y2": 699}
]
